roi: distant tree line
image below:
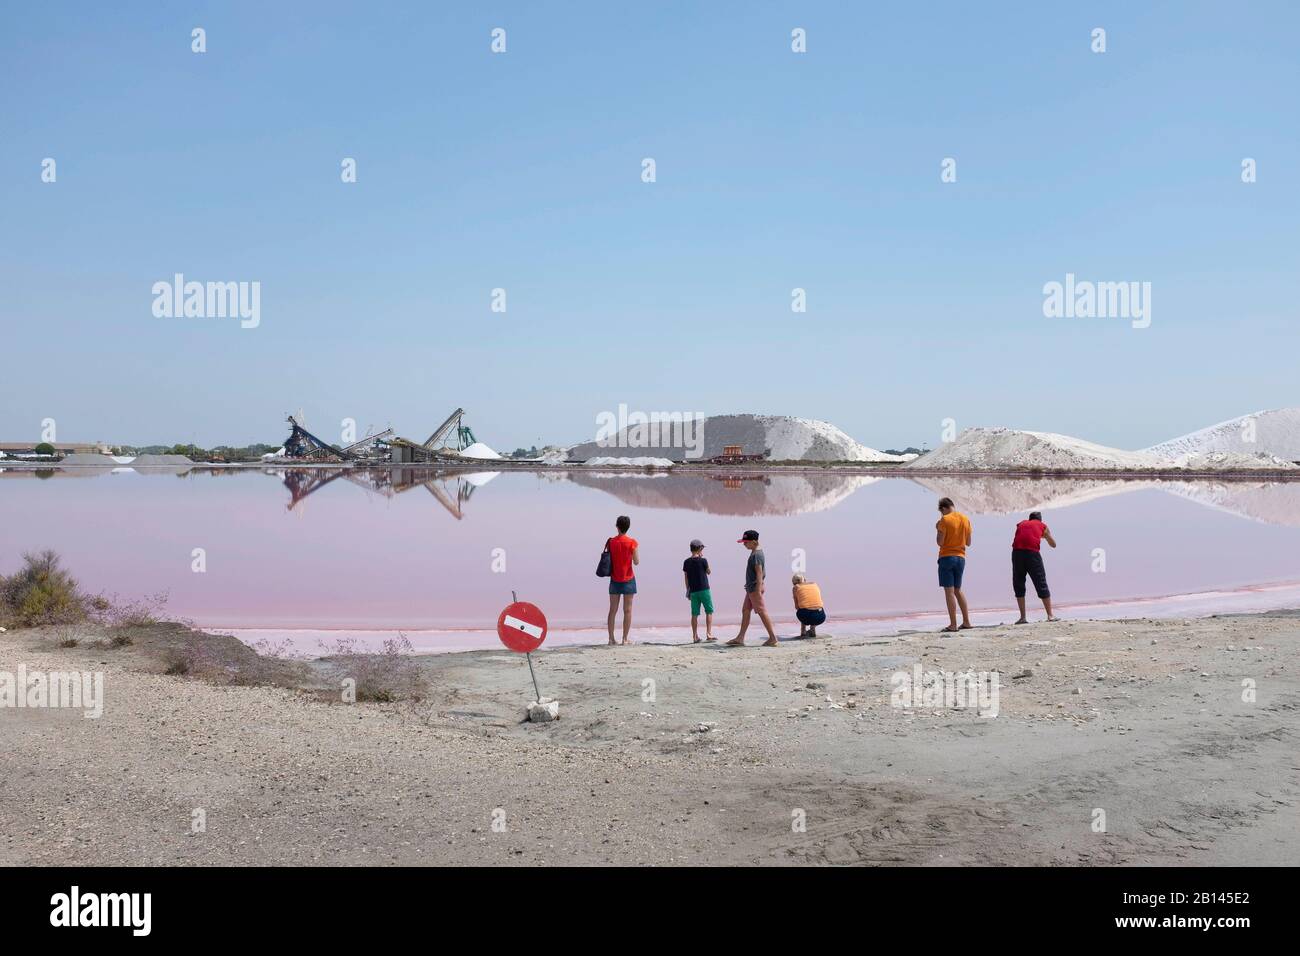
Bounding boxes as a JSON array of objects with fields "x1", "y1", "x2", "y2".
[{"x1": 112, "y1": 442, "x2": 282, "y2": 462}]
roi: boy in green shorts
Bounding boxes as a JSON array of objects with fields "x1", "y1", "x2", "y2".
[{"x1": 682, "y1": 539, "x2": 715, "y2": 643}]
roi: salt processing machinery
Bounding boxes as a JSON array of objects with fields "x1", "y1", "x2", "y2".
[
  {"x1": 387, "y1": 407, "x2": 480, "y2": 463},
  {"x1": 280, "y1": 409, "x2": 480, "y2": 463},
  {"x1": 282, "y1": 415, "x2": 361, "y2": 461}
]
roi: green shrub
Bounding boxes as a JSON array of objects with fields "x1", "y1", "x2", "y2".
[
  {"x1": 34, "y1": 442, "x2": 55, "y2": 456},
  {"x1": 0, "y1": 550, "x2": 88, "y2": 627}
]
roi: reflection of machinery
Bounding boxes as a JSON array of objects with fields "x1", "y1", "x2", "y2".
[
  {"x1": 280, "y1": 465, "x2": 488, "y2": 519},
  {"x1": 712, "y1": 475, "x2": 771, "y2": 490},
  {"x1": 280, "y1": 467, "x2": 349, "y2": 507},
  {"x1": 709, "y1": 444, "x2": 768, "y2": 465}
]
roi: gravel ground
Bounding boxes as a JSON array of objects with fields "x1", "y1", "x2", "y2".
[{"x1": 2, "y1": 611, "x2": 1297, "y2": 866}]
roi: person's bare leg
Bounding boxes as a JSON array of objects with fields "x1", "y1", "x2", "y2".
[
  {"x1": 705, "y1": 611, "x2": 715, "y2": 641},
  {"x1": 726, "y1": 600, "x2": 752, "y2": 645},
  {"x1": 691, "y1": 614, "x2": 699, "y2": 643},
  {"x1": 1043, "y1": 596, "x2": 1058, "y2": 621},
  {"x1": 799, "y1": 621, "x2": 807, "y2": 638},
  {"x1": 607, "y1": 593, "x2": 620, "y2": 644},
  {"x1": 758, "y1": 608, "x2": 779, "y2": 646},
  {"x1": 1014, "y1": 596, "x2": 1027, "y2": 624},
  {"x1": 621, "y1": 594, "x2": 633, "y2": 644},
  {"x1": 955, "y1": 588, "x2": 972, "y2": 628},
  {"x1": 943, "y1": 587, "x2": 959, "y2": 630}
]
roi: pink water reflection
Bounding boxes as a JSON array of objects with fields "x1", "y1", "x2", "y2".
[{"x1": 2, "y1": 467, "x2": 1299, "y2": 654}]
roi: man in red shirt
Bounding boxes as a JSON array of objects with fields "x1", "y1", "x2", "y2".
[
  {"x1": 1012, "y1": 510, "x2": 1058, "y2": 623},
  {"x1": 606, "y1": 515, "x2": 639, "y2": 645}
]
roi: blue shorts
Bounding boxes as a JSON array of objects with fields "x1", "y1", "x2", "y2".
[
  {"x1": 937, "y1": 556, "x2": 965, "y2": 589},
  {"x1": 796, "y1": 608, "x2": 826, "y2": 627},
  {"x1": 609, "y1": 577, "x2": 637, "y2": 595}
]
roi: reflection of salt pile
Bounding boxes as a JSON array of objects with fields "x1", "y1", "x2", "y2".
[
  {"x1": 1165, "y1": 481, "x2": 1300, "y2": 528},
  {"x1": 567, "y1": 414, "x2": 905, "y2": 463},
  {"x1": 910, "y1": 476, "x2": 1153, "y2": 514},
  {"x1": 583, "y1": 456, "x2": 674, "y2": 468},
  {"x1": 568, "y1": 472, "x2": 878, "y2": 516},
  {"x1": 458, "y1": 442, "x2": 501, "y2": 460},
  {"x1": 912, "y1": 474, "x2": 1300, "y2": 527},
  {"x1": 1146, "y1": 408, "x2": 1300, "y2": 463},
  {"x1": 910, "y1": 427, "x2": 1296, "y2": 472},
  {"x1": 461, "y1": 472, "x2": 499, "y2": 488}
]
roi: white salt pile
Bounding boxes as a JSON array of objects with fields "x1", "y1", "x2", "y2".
[
  {"x1": 583, "y1": 456, "x2": 675, "y2": 468},
  {"x1": 760, "y1": 416, "x2": 906, "y2": 462},
  {"x1": 458, "y1": 442, "x2": 501, "y2": 460},
  {"x1": 568, "y1": 414, "x2": 905, "y2": 463},
  {"x1": 1178, "y1": 451, "x2": 1295, "y2": 470},
  {"x1": 909, "y1": 428, "x2": 1160, "y2": 471},
  {"x1": 1145, "y1": 408, "x2": 1300, "y2": 463},
  {"x1": 130, "y1": 453, "x2": 195, "y2": 465},
  {"x1": 58, "y1": 454, "x2": 120, "y2": 466},
  {"x1": 910, "y1": 426, "x2": 1297, "y2": 472}
]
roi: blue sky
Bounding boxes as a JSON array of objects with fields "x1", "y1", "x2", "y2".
[{"x1": 2, "y1": 1, "x2": 1297, "y2": 451}]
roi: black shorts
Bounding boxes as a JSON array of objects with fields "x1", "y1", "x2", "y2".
[{"x1": 1012, "y1": 549, "x2": 1050, "y2": 599}]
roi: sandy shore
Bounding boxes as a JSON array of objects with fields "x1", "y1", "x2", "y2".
[{"x1": 2, "y1": 611, "x2": 1297, "y2": 866}]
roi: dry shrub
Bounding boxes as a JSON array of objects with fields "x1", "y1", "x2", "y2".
[
  {"x1": 320, "y1": 633, "x2": 424, "y2": 702},
  {"x1": 92, "y1": 591, "x2": 170, "y2": 629},
  {"x1": 160, "y1": 640, "x2": 227, "y2": 678},
  {"x1": 250, "y1": 636, "x2": 306, "y2": 660}
]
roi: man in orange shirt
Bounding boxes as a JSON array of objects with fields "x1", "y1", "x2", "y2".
[{"x1": 935, "y1": 497, "x2": 972, "y2": 633}]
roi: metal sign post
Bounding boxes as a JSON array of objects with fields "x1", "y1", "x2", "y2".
[{"x1": 496, "y1": 590, "x2": 549, "y2": 702}]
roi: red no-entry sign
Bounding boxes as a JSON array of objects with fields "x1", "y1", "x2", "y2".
[{"x1": 497, "y1": 601, "x2": 548, "y2": 653}]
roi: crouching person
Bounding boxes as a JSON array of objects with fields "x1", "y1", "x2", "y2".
[{"x1": 792, "y1": 573, "x2": 826, "y2": 638}]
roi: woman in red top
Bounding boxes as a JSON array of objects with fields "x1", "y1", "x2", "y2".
[
  {"x1": 1012, "y1": 511, "x2": 1058, "y2": 623},
  {"x1": 606, "y1": 515, "x2": 639, "y2": 645}
]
